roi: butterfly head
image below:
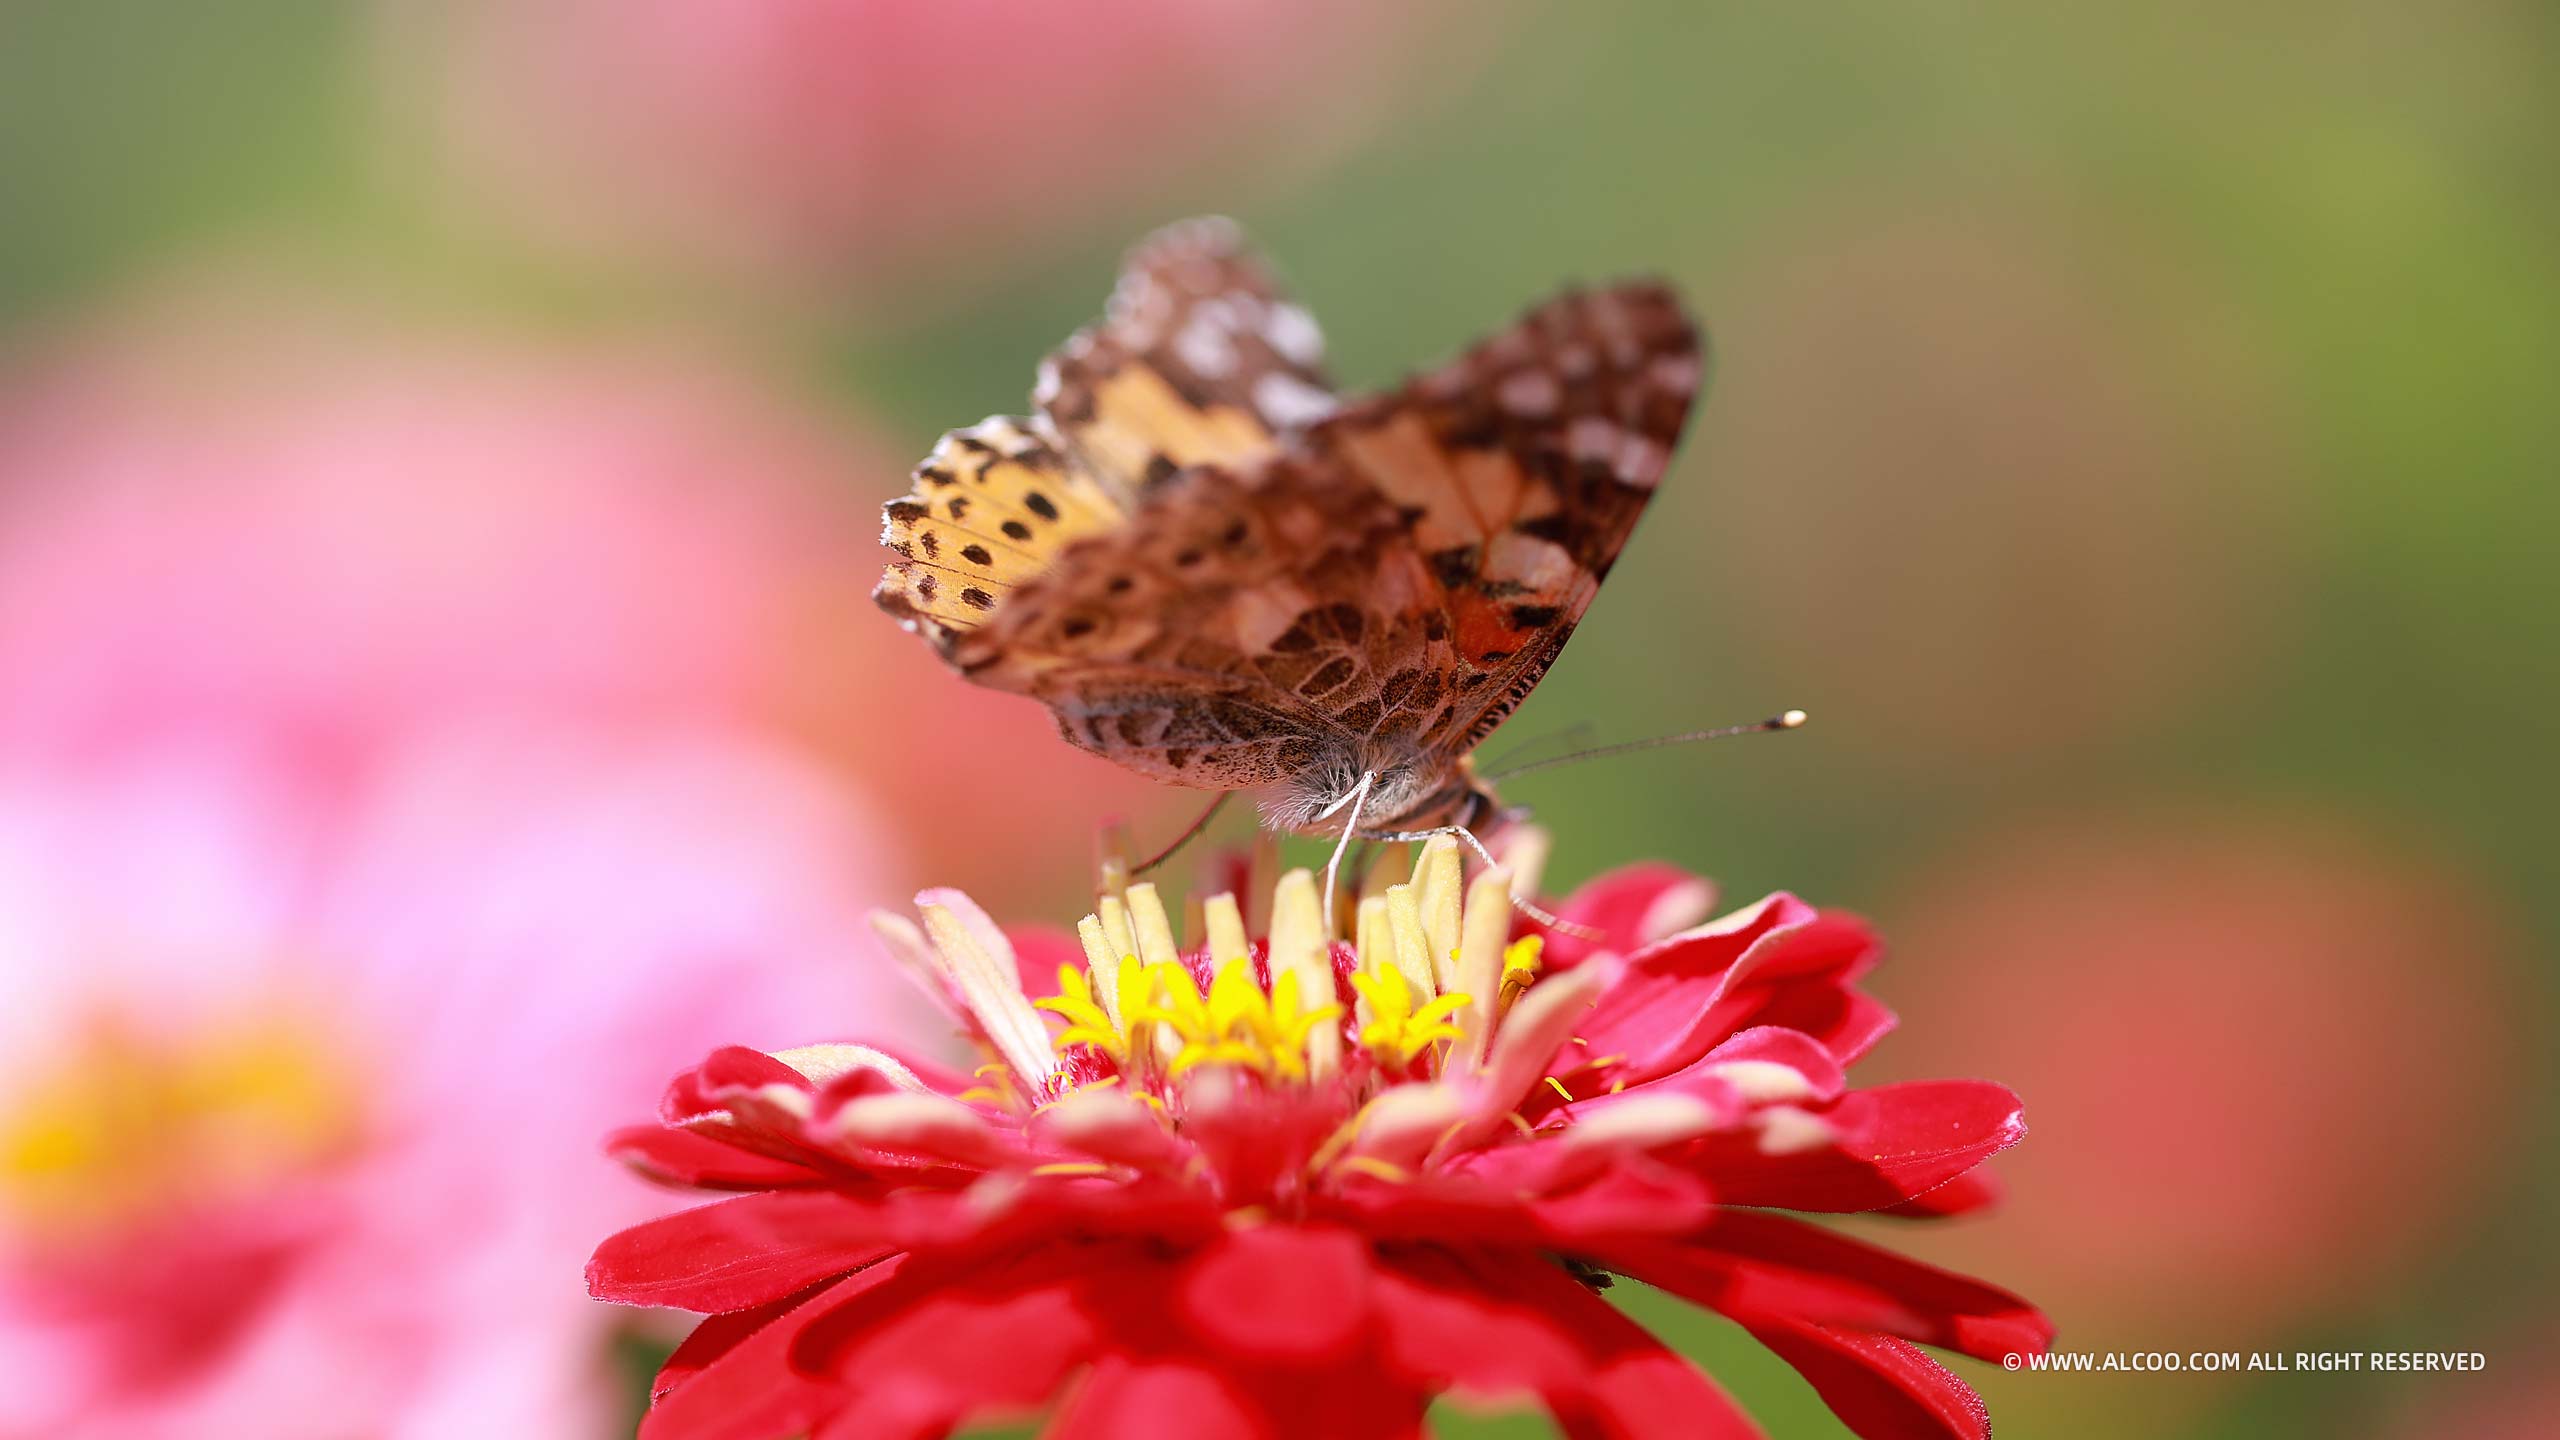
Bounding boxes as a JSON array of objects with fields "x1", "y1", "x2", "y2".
[
  {"x1": 1259, "y1": 750, "x2": 1500, "y2": 841},
  {"x1": 1366, "y1": 763, "x2": 1503, "y2": 840}
]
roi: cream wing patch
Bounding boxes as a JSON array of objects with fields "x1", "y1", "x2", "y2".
[{"x1": 873, "y1": 417, "x2": 1124, "y2": 647}]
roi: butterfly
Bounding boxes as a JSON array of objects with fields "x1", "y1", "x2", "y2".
[{"x1": 874, "y1": 217, "x2": 1702, "y2": 849}]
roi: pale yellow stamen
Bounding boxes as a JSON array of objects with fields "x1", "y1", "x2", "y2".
[
  {"x1": 1383, "y1": 884, "x2": 1437, "y2": 1004},
  {"x1": 1074, "y1": 916, "x2": 1123, "y2": 1029},
  {"x1": 1352, "y1": 895, "x2": 1393, "y2": 1035},
  {"x1": 1267, "y1": 869, "x2": 1340, "y2": 1078},
  {"x1": 1412, "y1": 835, "x2": 1466, "y2": 994},
  {"x1": 1362, "y1": 844, "x2": 1411, "y2": 900},
  {"x1": 1203, "y1": 893, "x2": 1251, "y2": 970},
  {"x1": 1124, "y1": 883, "x2": 1186, "y2": 1066},
  {"x1": 1452, "y1": 865, "x2": 1515, "y2": 1064},
  {"x1": 1125, "y1": 883, "x2": 1183, "y2": 972},
  {"x1": 1097, "y1": 894, "x2": 1139, "y2": 979}
]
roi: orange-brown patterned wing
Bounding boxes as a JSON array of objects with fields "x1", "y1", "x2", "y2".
[
  {"x1": 938, "y1": 448, "x2": 1400, "y2": 790},
  {"x1": 873, "y1": 417, "x2": 1127, "y2": 652},
  {"x1": 1313, "y1": 279, "x2": 1703, "y2": 760},
  {"x1": 1034, "y1": 217, "x2": 1339, "y2": 494},
  {"x1": 940, "y1": 281, "x2": 1702, "y2": 792}
]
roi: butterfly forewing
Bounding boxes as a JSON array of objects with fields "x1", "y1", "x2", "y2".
[
  {"x1": 873, "y1": 417, "x2": 1125, "y2": 648},
  {"x1": 1034, "y1": 217, "x2": 1339, "y2": 494}
]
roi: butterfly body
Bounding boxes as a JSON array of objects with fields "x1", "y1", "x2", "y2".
[{"x1": 875, "y1": 219, "x2": 1701, "y2": 840}]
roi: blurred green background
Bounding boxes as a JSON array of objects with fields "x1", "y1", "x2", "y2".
[{"x1": 6, "y1": 1, "x2": 2554, "y2": 1435}]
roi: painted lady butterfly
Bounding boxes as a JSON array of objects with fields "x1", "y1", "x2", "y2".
[{"x1": 875, "y1": 218, "x2": 1701, "y2": 847}]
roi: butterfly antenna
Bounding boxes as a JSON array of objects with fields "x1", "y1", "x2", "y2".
[
  {"x1": 1130, "y1": 792, "x2": 1234, "y2": 877},
  {"x1": 1480, "y1": 710, "x2": 1807, "y2": 783}
]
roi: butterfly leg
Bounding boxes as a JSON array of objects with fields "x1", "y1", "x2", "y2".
[
  {"x1": 1313, "y1": 771, "x2": 1377, "y2": 939},
  {"x1": 1131, "y1": 791, "x2": 1233, "y2": 876}
]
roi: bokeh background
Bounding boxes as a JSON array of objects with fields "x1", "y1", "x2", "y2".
[{"x1": 3, "y1": 1, "x2": 2554, "y2": 1436}]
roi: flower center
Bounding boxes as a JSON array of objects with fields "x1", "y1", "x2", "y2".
[
  {"x1": 897, "y1": 833, "x2": 1544, "y2": 1112},
  {"x1": 1, "y1": 1009, "x2": 358, "y2": 1239}
]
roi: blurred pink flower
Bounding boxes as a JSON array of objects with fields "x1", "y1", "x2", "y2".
[
  {"x1": 0, "y1": 734, "x2": 895, "y2": 1438},
  {"x1": 0, "y1": 291, "x2": 1063, "y2": 1433},
  {"x1": 385, "y1": 0, "x2": 1499, "y2": 293},
  {"x1": 0, "y1": 292, "x2": 1169, "y2": 893},
  {"x1": 1870, "y1": 811, "x2": 2529, "y2": 1344}
]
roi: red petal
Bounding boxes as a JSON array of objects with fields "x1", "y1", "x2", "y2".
[
  {"x1": 1697, "y1": 1025, "x2": 1850, "y2": 1101},
  {"x1": 641, "y1": 1262, "x2": 902, "y2": 1440},
  {"x1": 653, "y1": 1290, "x2": 802, "y2": 1406},
  {"x1": 1375, "y1": 1249, "x2": 1765, "y2": 1439},
  {"x1": 1047, "y1": 1354, "x2": 1432, "y2": 1440},
  {"x1": 1557, "y1": 899, "x2": 1887, "y2": 1102},
  {"x1": 1742, "y1": 1319, "x2": 1992, "y2": 1440},
  {"x1": 607, "y1": 1123, "x2": 828, "y2": 1190},
  {"x1": 1752, "y1": 982, "x2": 1898, "y2": 1069},
  {"x1": 787, "y1": 1244, "x2": 1124, "y2": 1432},
  {"x1": 589, "y1": 1191, "x2": 904, "y2": 1313},
  {"x1": 1536, "y1": 862, "x2": 1718, "y2": 967},
  {"x1": 1554, "y1": 1023, "x2": 1847, "y2": 1133},
  {"x1": 1683, "y1": 1081, "x2": 2026, "y2": 1212},
  {"x1": 1878, "y1": 1166, "x2": 2005, "y2": 1219},
  {"x1": 794, "y1": 1039, "x2": 979, "y2": 1105},
  {"x1": 664, "y1": 1045, "x2": 810, "y2": 1123},
  {"x1": 1043, "y1": 1359, "x2": 1262, "y2": 1440},
  {"x1": 1176, "y1": 1224, "x2": 1372, "y2": 1364},
  {"x1": 1528, "y1": 1158, "x2": 1720, "y2": 1245},
  {"x1": 1596, "y1": 1213, "x2": 2051, "y2": 1364}
]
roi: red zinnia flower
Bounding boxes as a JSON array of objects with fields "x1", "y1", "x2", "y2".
[{"x1": 589, "y1": 835, "x2": 2050, "y2": 1437}]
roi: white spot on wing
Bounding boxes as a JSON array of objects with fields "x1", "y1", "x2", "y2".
[
  {"x1": 1614, "y1": 434, "x2": 1670, "y2": 487},
  {"x1": 1265, "y1": 303, "x2": 1325, "y2": 367},
  {"x1": 1174, "y1": 312, "x2": 1240, "y2": 379},
  {"x1": 1567, "y1": 416, "x2": 1620, "y2": 462},
  {"x1": 1253, "y1": 372, "x2": 1338, "y2": 429},
  {"x1": 1648, "y1": 353, "x2": 1702, "y2": 395},
  {"x1": 1497, "y1": 369, "x2": 1561, "y2": 417}
]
